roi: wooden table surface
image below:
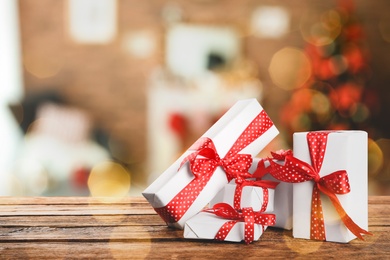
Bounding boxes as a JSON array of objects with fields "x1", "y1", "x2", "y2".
[{"x1": 0, "y1": 196, "x2": 388, "y2": 259}]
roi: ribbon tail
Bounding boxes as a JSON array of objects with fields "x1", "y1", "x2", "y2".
[
  {"x1": 243, "y1": 208, "x2": 255, "y2": 244},
  {"x1": 320, "y1": 186, "x2": 373, "y2": 240},
  {"x1": 310, "y1": 185, "x2": 326, "y2": 240}
]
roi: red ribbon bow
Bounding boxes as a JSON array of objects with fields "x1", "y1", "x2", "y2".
[
  {"x1": 270, "y1": 149, "x2": 293, "y2": 161},
  {"x1": 251, "y1": 150, "x2": 293, "y2": 179},
  {"x1": 267, "y1": 131, "x2": 371, "y2": 240},
  {"x1": 154, "y1": 110, "x2": 274, "y2": 224},
  {"x1": 204, "y1": 203, "x2": 276, "y2": 244},
  {"x1": 180, "y1": 137, "x2": 253, "y2": 182}
]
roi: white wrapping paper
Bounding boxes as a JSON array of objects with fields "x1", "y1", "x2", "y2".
[{"x1": 293, "y1": 131, "x2": 368, "y2": 243}]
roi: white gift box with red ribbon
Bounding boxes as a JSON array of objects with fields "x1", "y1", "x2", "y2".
[
  {"x1": 184, "y1": 203, "x2": 275, "y2": 244},
  {"x1": 183, "y1": 211, "x2": 267, "y2": 243},
  {"x1": 142, "y1": 99, "x2": 279, "y2": 229},
  {"x1": 292, "y1": 131, "x2": 369, "y2": 243}
]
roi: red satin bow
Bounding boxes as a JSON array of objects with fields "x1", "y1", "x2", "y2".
[
  {"x1": 267, "y1": 132, "x2": 371, "y2": 240},
  {"x1": 270, "y1": 149, "x2": 293, "y2": 161},
  {"x1": 251, "y1": 150, "x2": 293, "y2": 179},
  {"x1": 204, "y1": 203, "x2": 276, "y2": 244},
  {"x1": 180, "y1": 137, "x2": 253, "y2": 182}
]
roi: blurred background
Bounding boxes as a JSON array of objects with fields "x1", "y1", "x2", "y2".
[{"x1": 1, "y1": 0, "x2": 389, "y2": 197}]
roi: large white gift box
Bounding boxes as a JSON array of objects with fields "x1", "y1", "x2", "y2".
[
  {"x1": 250, "y1": 158, "x2": 293, "y2": 230},
  {"x1": 184, "y1": 203, "x2": 275, "y2": 244},
  {"x1": 292, "y1": 131, "x2": 369, "y2": 243},
  {"x1": 209, "y1": 179, "x2": 276, "y2": 213},
  {"x1": 142, "y1": 99, "x2": 279, "y2": 228}
]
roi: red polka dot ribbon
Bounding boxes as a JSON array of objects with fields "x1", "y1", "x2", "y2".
[
  {"x1": 251, "y1": 150, "x2": 293, "y2": 179},
  {"x1": 204, "y1": 203, "x2": 276, "y2": 244},
  {"x1": 267, "y1": 131, "x2": 371, "y2": 240},
  {"x1": 233, "y1": 177, "x2": 279, "y2": 211},
  {"x1": 270, "y1": 149, "x2": 293, "y2": 161},
  {"x1": 154, "y1": 110, "x2": 274, "y2": 224}
]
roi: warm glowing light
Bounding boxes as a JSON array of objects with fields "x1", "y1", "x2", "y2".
[
  {"x1": 329, "y1": 55, "x2": 348, "y2": 76},
  {"x1": 331, "y1": 83, "x2": 362, "y2": 116},
  {"x1": 109, "y1": 226, "x2": 152, "y2": 259},
  {"x1": 294, "y1": 89, "x2": 331, "y2": 120},
  {"x1": 371, "y1": 138, "x2": 390, "y2": 182},
  {"x1": 251, "y1": 6, "x2": 290, "y2": 38},
  {"x1": 321, "y1": 10, "x2": 342, "y2": 31},
  {"x1": 351, "y1": 103, "x2": 370, "y2": 123},
  {"x1": 311, "y1": 90, "x2": 332, "y2": 116},
  {"x1": 283, "y1": 230, "x2": 323, "y2": 254},
  {"x1": 88, "y1": 161, "x2": 131, "y2": 197},
  {"x1": 300, "y1": 10, "x2": 342, "y2": 46},
  {"x1": 122, "y1": 31, "x2": 156, "y2": 59},
  {"x1": 269, "y1": 47, "x2": 312, "y2": 90},
  {"x1": 23, "y1": 50, "x2": 63, "y2": 78},
  {"x1": 291, "y1": 113, "x2": 311, "y2": 132},
  {"x1": 368, "y1": 139, "x2": 383, "y2": 177}
]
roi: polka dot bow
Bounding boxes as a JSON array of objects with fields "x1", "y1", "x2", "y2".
[
  {"x1": 205, "y1": 203, "x2": 276, "y2": 244},
  {"x1": 181, "y1": 137, "x2": 254, "y2": 182}
]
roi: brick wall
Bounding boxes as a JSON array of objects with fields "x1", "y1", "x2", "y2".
[{"x1": 18, "y1": 0, "x2": 390, "y2": 187}]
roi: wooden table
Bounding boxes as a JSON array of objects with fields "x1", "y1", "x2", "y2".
[{"x1": 0, "y1": 196, "x2": 388, "y2": 259}]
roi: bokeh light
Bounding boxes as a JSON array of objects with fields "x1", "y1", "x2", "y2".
[
  {"x1": 368, "y1": 138, "x2": 383, "y2": 177},
  {"x1": 109, "y1": 226, "x2": 152, "y2": 259},
  {"x1": 88, "y1": 161, "x2": 131, "y2": 197},
  {"x1": 300, "y1": 9, "x2": 342, "y2": 46},
  {"x1": 351, "y1": 103, "x2": 370, "y2": 123},
  {"x1": 269, "y1": 47, "x2": 312, "y2": 90},
  {"x1": 283, "y1": 230, "x2": 323, "y2": 255},
  {"x1": 331, "y1": 83, "x2": 363, "y2": 118},
  {"x1": 280, "y1": 88, "x2": 334, "y2": 133},
  {"x1": 373, "y1": 139, "x2": 390, "y2": 182},
  {"x1": 310, "y1": 90, "x2": 332, "y2": 116},
  {"x1": 329, "y1": 55, "x2": 348, "y2": 75},
  {"x1": 23, "y1": 50, "x2": 63, "y2": 78}
]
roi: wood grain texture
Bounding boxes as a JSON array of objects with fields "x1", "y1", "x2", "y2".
[{"x1": 0, "y1": 196, "x2": 388, "y2": 259}]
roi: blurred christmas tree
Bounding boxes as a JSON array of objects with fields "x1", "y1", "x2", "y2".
[{"x1": 280, "y1": 0, "x2": 379, "y2": 144}]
